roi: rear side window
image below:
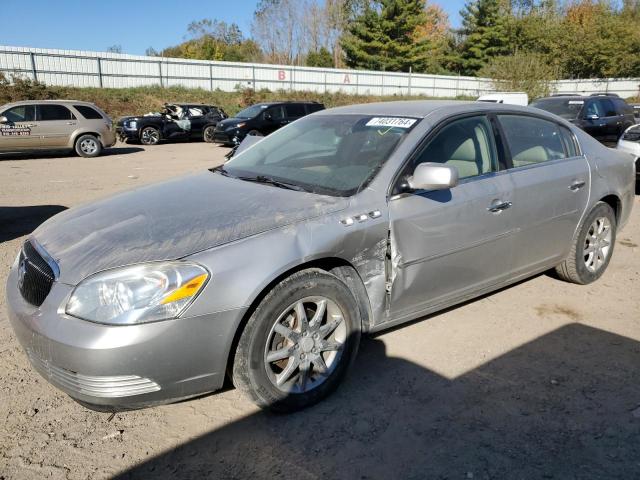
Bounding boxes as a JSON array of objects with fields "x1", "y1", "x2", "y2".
[
  {"x1": 559, "y1": 127, "x2": 579, "y2": 157},
  {"x1": 265, "y1": 106, "x2": 285, "y2": 120},
  {"x1": 38, "y1": 104, "x2": 75, "y2": 121},
  {"x1": 613, "y1": 98, "x2": 633, "y2": 115},
  {"x1": 498, "y1": 115, "x2": 566, "y2": 167},
  {"x1": 307, "y1": 103, "x2": 325, "y2": 113},
  {"x1": 3, "y1": 105, "x2": 36, "y2": 122},
  {"x1": 73, "y1": 105, "x2": 103, "y2": 120},
  {"x1": 285, "y1": 104, "x2": 306, "y2": 118}
]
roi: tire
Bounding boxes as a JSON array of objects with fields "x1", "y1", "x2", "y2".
[
  {"x1": 203, "y1": 125, "x2": 217, "y2": 143},
  {"x1": 555, "y1": 202, "x2": 617, "y2": 284},
  {"x1": 232, "y1": 269, "x2": 361, "y2": 413},
  {"x1": 75, "y1": 134, "x2": 102, "y2": 158},
  {"x1": 140, "y1": 126, "x2": 160, "y2": 146},
  {"x1": 247, "y1": 130, "x2": 263, "y2": 137}
]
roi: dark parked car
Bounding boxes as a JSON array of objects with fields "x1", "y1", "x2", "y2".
[
  {"x1": 530, "y1": 94, "x2": 635, "y2": 145},
  {"x1": 213, "y1": 101, "x2": 325, "y2": 146},
  {"x1": 117, "y1": 103, "x2": 227, "y2": 145}
]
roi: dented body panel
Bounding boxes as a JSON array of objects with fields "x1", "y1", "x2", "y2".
[{"x1": 5, "y1": 100, "x2": 635, "y2": 409}]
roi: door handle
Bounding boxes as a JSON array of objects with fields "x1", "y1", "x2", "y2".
[
  {"x1": 66, "y1": 122, "x2": 76, "y2": 125},
  {"x1": 569, "y1": 181, "x2": 586, "y2": 191},
  {"x1": 487, "y1": 201, "x2": 512, "y2": 213}
]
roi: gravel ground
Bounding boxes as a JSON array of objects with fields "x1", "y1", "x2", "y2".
[{"x1": 1, "y1": 143, "x2": 639, "y2": 480}]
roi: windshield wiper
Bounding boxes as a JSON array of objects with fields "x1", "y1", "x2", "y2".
[
  {"x1": 210, "y1": 165, "x2": 233, "y2": 177},
  {"x1": 238, "y1": 175, "x2": 307, "y2": 192}
]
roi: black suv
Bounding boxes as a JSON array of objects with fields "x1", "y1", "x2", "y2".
[
  {"x1": 530, "y1": 94, "x2": 635, "y2": 145},
  {"x1": 117, "y1": 103, "x2": 227, "y2": 145},
  {"x1": 213, "y1": 101, "x2": 325, "y2": 146}
]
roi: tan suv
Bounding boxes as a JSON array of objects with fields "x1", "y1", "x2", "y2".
[{"x1": 0, "y1": 100, "x2": 116, "y2": 157}]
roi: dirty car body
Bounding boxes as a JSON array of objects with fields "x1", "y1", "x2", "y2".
[{"x1": 6, "y1": 101, "x2": 635, "y2": 412}]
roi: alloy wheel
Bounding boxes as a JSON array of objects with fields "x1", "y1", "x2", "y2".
[
  {"x1": 141, "y1": 128, "x2": 159, "y2": 145},
  {"x1": 80, "y1": 138, "x2": 98, "y2": 155},
  {"x1": 263, "y1": 296, "x2": 347, "y2": 394},
  {"x1": 583, "y1": 216, "x2": 612, "y2": 272}
]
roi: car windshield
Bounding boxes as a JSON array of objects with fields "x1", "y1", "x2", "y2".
[
  {"x1": 530, "y1": 98, "x2": 584, "y2": 120},
  {"x1": 235, "y1": 104, "x2": 269, "y2": 119},
  {"x1": 218, "y1": 114, "x2": 419, "y2": 196}
]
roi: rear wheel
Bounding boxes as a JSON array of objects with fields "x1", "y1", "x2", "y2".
[
  {"x1": 203, "y1": 125, "x2": 216, "y2": 143},
  {"x1": 232, "y1": 269, "x2": 361, "y2": 412},
  {"x1": 140, "y1": 126, "x2": 160, "y2": 146},
  {"x1": 75, "y1": 134, "x2": 102, "y2": 158},
  {"x1": 555, "y1": 202, "x2": 616, "y2": 284}
]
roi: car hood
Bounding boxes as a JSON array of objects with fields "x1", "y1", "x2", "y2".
[{"x1": 32, "y1": 171, "x2": 348, "y2": 285}]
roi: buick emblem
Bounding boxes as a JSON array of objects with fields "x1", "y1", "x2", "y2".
[{"x1": 17, "y1": 258, "x2": 27, "y2": 290}]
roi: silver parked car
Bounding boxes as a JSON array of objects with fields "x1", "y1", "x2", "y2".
[
  {"x1": 6, "y1": 101, "x2": 635, "y2": 412},
  {"x1": 0, "y1": 100, "x2": 115, "y2": 157}
]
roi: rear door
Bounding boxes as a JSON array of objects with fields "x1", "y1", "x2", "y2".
[
  {"x1": 0, "y1": 104, "x2": 39, "y2": 150},
  {"x1": 284, "y1": 104, "x2": 306, "y2": 123},
  {"x1": 496, "y1": 114, "x2": 590, "y2": 274},
  {"x1": 37, "y1": 104, "x2": 77, "y2": 148},
  {"x1": 388, "y1": 114, "x2": 516, "y2": 318},
  {"x1": 185, "y1": 106, "x2": 208, "y2": 137}
]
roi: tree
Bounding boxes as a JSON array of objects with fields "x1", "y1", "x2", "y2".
[
  {"x1": 455, "y1": 0, "x2": 512, "y2": 75},
  {"x1": 307, "y1": 47, "x2": 334, "y2": 67},
  {"x1": 252, "y1": 0, "x2": 304, "y2": 64},
  {"x1": 106, "y1": 45, "x2": 123, "y2": 54},
  {"x1": 341, "y1": 0, "x2": 432, "y2": 72},
  {"x1": 413, "y1": 2, "x2": 452, "y2": 73}
]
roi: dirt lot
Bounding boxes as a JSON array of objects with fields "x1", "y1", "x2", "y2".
[{"x1": 1, "y1": 143, "x2": 639, "y2": 480}]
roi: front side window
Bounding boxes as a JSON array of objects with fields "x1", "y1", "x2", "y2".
[
  {"x1": 221, "y1": 114, "x2": 418, "y2": 196},
  {"x1": 498, "y1": 115, "x2": 566, "y2": 167},
  {"x1": 597, "y1": 98, "x2": 617, "y2": 117},
  {"x1": 409, "y1": 115, "x2": 498, "y2": 180},
  {"x1": 265, "y1": 106, "x2": 285, "y2": 121},
  {"x1": 3, "y1": 105, "x2": 36, "y2": 122},
  {"x1": 38, "y1": 104, "x2": 75, "y2": 121}
]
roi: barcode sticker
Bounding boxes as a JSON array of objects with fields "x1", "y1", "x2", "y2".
[{"x1": 366, "y1": 117, "x2": 417, "y2": 128}]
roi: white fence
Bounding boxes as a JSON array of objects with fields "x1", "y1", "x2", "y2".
[{"x1": 1, "y1": 45, "x2": 639, "y2": 98}]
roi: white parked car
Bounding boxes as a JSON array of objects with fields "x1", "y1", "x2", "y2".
[
  {"x1": 616, "y1": 124, "x2": 640, "y2": 179},
  {"x1": 477, "y1": 92, "x2": 528, "y2": 106}
]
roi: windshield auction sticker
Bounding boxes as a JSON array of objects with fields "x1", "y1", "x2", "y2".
[
  {"x1": 0, "y1": 125, "x2": 31, "y2": 136},
  {"x1": 366, "y1": 117, "x2": 417, "y2": 129}
]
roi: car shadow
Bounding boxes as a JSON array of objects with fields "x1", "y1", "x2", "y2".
[
  {"x1": 0, "y1": 205, "x2": 67, "y2": 242},
  {"x1": 0, "y1": 147, "x2": 143, "y2": 160},
  {"x1": 115, "y1": 323, "x2": 640, "y2": 479}
]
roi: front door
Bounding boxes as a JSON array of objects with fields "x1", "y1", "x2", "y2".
[
  {"x1": 496, "y1": 114, "x2": 590, "y2": 273},
  {"x1": 0, "y1": 104, "x2": 39, "y2": 150},
  {"x1": 37, "y1": 104, "x2": 77, "y2": 148},
  {"x1": 388, "y1": 114, "x2": 516, "y2": 319},
  {"x1": 262, "y1": 106, "x2": 287, "y2": 135}
]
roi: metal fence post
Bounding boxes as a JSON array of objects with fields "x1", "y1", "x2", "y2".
[
  {"x1": 381, "y1": 73, "x2": 384, "y2": 96},
  {"x1": 96, "y1": 57, "x2": 103, "y2": 88},
  {"x1": 252, "y1": 65, "x2": 256, "y2": 91},
  {"x1": 408, "y1": 67, "x2": 412, "y2": 97},
  {"x1": 29, "y1": 52, "x2": 37, "y2": 81},
  {"x1": 209, "y1": 64, "x2": 214, "y2": 91},
  {"x1": 158, "y1": 61, "x2": 163, "y2": 87},
  {"x1": 356, "y1": 72, "x2": 359, "y2": 95}
]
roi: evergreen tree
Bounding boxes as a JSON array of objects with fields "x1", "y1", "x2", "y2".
[
  {"x1": 456, "y1": 0, "x2": 512, "y2": 75},
  {"x1": 341, "y1": 0, "x2": 431, "y2": 72}
]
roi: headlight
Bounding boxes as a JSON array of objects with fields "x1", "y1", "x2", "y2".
[
  {"x1": 65, "y1": 262, "x2": 209, "y2": 325},
  {"x1": 125, "y1": 120, "x2": 138, "y2": 130},
  {"x1": 235, "y1": 122, "x2": 246, "y2": 129}
]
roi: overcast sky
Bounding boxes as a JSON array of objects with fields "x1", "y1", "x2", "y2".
[{"x1": 0, "y1": 0, "x2": 466, "y2": 55}]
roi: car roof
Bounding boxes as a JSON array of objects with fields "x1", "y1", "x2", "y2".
[
  {"x1": 534, "y1": 94, "x2": 619, "y2": 101},
  {"x1": 254, "y1": 101, "x2": 322, "y2": 106},
  {"x1": 2, "y1": 99, "x2": 98, "y2": 106}
]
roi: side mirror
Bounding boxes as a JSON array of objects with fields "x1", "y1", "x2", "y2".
[
  {"x1": 264, "y1": 113, "x2": 273, "y2": 121},
  {"x1": 407, "y1": 162, "x2": 459, "y2": 191},
  {"x1": 0, "y1": 116, "x2": 8, "y2": 124},
  {"x1": 586, "y1": 114, "x2": 599, "y2": 120}
]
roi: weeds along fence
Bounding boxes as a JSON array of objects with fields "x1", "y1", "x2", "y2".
[{"x1": 1, "y1": 46, "x2": 639, "y2": 98}]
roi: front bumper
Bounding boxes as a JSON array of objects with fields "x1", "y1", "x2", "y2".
[
  {"x1": 212, "y1": 130, "x2": 243, "y2": 146},
  {"x1": 5, "y1": 265, "x2": 247, "y2": 409},
  {"x1": 116, "y1": 127, "x2": 139, "y2": 142}
]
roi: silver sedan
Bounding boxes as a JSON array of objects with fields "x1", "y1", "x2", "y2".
[{"x1": 6, "y1": 101, "x2": 636, "y2": 412}]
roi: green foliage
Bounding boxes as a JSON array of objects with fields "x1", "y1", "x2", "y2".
[
  {"x1": 478, "y1": 52, "x2": 561, "y2": 100},
  {"x1": 341, "y1": 0, "x2": 433, "y2": 72},
  {"x1": 307, "y1": 47, "x2": 335, "y2": 68},
  {"x1": 455, "y1": 0, "x2": 512, "y2": 75}
]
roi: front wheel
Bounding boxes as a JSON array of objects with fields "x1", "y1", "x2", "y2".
[
  {"x1": 75, "y1": 134, "x2": 102, "y2": 158},
  {"x1": 203, "y1": 125, "x2": 217, "y2": 143},
  {"x1": 140, "y1": 126, "x2": 160, "y2": 146},
  {"x1": 555, "y1": 202, "x2": 617, "y2": 284},
  {"x1": 232, "y1": 269, "x2": 361, "y2": 413}
]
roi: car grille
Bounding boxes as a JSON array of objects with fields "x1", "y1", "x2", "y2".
[
  {"x1": 26, "y1": 350, "x2": 161, "y2": 398},
  {"x1": 18, "y1": 240, "x2": 56, "y2": 307}
]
